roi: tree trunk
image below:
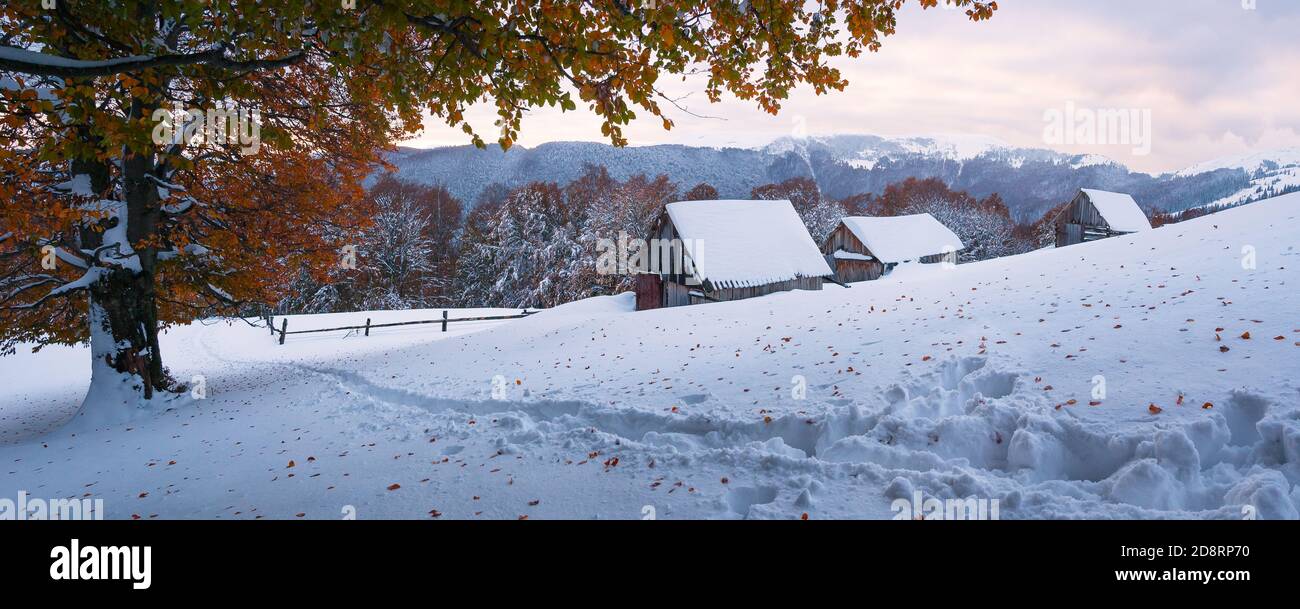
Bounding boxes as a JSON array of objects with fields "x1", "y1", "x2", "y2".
[
  {"x1": 74, "y1": 101, "x2": 173, "y2": 421},
  {"x1": 87, "y1": 267, "x2": 166, "y2": 399}
]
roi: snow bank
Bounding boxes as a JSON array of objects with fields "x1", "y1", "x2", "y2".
[{"x1": 3, "y1": 193, "x2": 1299, "y2": 519}]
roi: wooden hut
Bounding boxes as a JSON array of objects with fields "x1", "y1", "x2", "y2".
[
  {"x1": 822, "y1": 213, "x2": 964, "y2": 282},
  {"x1": 1054, "y1": 189, "x2": 1152, "y2": 247},
  {"x1": 635, "y1": 199, "x2": 832, "y2": 310}
]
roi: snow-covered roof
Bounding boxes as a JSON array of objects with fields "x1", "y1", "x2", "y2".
[
  {"x1": 664, "y1": 199, "x2": 832, "y2": 289},
  {"x1": 838, "y1": 214, "x2": 964, "y2": 264},
  {"x1": 1080, "y1": 189, "x2": 1152, "y2": 233}
]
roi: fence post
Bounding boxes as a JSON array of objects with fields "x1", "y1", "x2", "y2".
[
  {"x1": 364, "y1": 318, "x2": 371, "y2": 337},
  {"x1": 441, "y1": 310, "x2": 448, "y2": 332},
  {"x1": 279, "y1": 318, "x2": 288, "y2": 345},
  {"x1": 267, "y1": 315, "x2": 275, "y2": 335}
]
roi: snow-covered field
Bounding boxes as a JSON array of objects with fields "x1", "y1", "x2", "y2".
[{"x1": 3, "y1": 194, "x2": 1299, "y2": 519}]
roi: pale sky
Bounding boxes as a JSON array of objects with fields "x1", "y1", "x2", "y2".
[{"x1": 403, "y1": 0, "x2": 1300, "y2": 174}]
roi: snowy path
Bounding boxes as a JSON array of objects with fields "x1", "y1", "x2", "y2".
[{"x1": 2, "y1": 195, "x2": 1299, "y2": 519}]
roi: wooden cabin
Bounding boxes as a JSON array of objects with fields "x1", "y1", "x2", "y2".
[
  {"x1": 635, "y1": 199, "x2": 832, "y2": 310},
  {"x1": 822, "y1": 214, "x2": 964, "y2": 282},
  {"x1": 1054, "y1": 189, "x2": 1152, "y2": 247}
]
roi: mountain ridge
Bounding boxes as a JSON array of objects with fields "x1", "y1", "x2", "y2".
[{"x1": 385, "y1": 135, "x2": 1290, "y2": 222}]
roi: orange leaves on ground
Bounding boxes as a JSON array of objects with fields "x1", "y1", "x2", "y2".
[{"x1": 1148, "y1": 404, "x2": 1163, "y2": 415}]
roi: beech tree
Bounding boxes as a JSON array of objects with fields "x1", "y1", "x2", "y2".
[
  {"x1": 359, "y1": 175, "x2": 461, "y2": 309},
  {"x1": 683, "y1": 182, "x2": 719, "y2": 201},
  {"x1": 0, "y1": 0, "x2": 997, "y2": 423}
]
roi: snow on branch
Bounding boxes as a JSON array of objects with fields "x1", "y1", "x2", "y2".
[{"x1": 0, "y1": 44, "x2": 306, "y2": 79}]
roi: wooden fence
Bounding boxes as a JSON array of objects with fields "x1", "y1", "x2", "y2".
[{"x1": 266, "y1": 309, "x2": 535, "y2": 344}]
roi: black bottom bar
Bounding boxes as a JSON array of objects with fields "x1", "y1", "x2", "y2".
[{"x1": 2, "y1": 521, "x2": 1287, "y2": 595}]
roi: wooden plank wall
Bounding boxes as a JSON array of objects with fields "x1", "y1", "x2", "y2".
[
  {"x1": 1056, "y1": 192, "x2": 1126, "y2": 247},
  {"x1": 711, "y1": 276, "x2": 823, "y2": 303},
  {"x1": 834, "y1": 258, "x2": 884, "y2": 282},
  {"x1": 821, "y1": 224, "x2": 868, "y2": 256},
  {"x1": 664, "y1": 280, "x2": 693, "y2": 308},
  {"x1": 919, "y1": 251, "x2": 958, "y2": 265}
]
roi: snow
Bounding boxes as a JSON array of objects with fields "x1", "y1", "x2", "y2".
[
  {"x1": 54, "y1": 174, "x2": 93, "y2": 196},
  {"x1": 892, "y1": 134, "x2": 1011, "y2": 161},
  {"x1": 1173, "y1": 147, "x2": 1300, "y2": 211},
  {"x1": 0, "y1": 45, "x2": 155, "y2": 70},
  {"x1": 1175, "y1": 146, "x2": 1300, "y2": 177},
  {"x1": 1080, "y1": 189, "x2": 1153, "y2": 233},
  {"x1": 1070, "y1": 154, "x2": 1118, "y2": 169},
  {"x1": 664, "y1": 199, "x2": 832, "y2": 288},
  {"x1": 2, "y1": 194, "x2": 1300, "y2": 519},
  {"x1": 839, "y1": 214, "x2": 964, "y2": 264},
  {"x1": 832, "y1": 250, "x2": 874, "y2": 261}
]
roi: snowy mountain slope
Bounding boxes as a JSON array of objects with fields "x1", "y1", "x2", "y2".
[
  {"x1": 1176, "y1": 146, "x2": 1300, "y2": 211},
  {"x1": 2, "y1": 194, "x2": 1298, "y2": 519},
  {"x1": 385, "y1": 135, "x2": 1258, "y2": 222},
  {"x1": 384, "y1": 142, "x2": 782, "y2": 207},
  {"x1": 1177, "y1": 147, "x2": 1300, "y2": 177}
]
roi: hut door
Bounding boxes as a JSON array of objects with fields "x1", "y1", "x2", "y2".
[{"x1": 635, "y1": 273, "x2": 663, "y2": 311}]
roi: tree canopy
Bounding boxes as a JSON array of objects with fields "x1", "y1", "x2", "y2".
[{"x1": 0, "y1": 0, "x2": 997, "y2": 416}]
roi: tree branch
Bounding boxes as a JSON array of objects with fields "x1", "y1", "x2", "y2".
[{"x1": 0, "y1": 45, "x2": 307, "y2": 79}]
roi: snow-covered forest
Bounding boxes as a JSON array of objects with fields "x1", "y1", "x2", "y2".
[{"x1": 281, "y1": 169, "x2": 1076, "y2": 313}]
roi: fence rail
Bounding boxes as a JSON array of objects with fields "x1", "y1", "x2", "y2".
[{"x1": 267, "y1": 309, "x2": 535, "y2": 344}]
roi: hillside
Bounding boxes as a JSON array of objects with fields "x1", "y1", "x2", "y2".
[
  {"x1": 1177, "y1": 146, "x2": 1300, "y2": 211},
  {"x1": 2, "y1": 191, "x2": 1297, "y2": 519}
]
